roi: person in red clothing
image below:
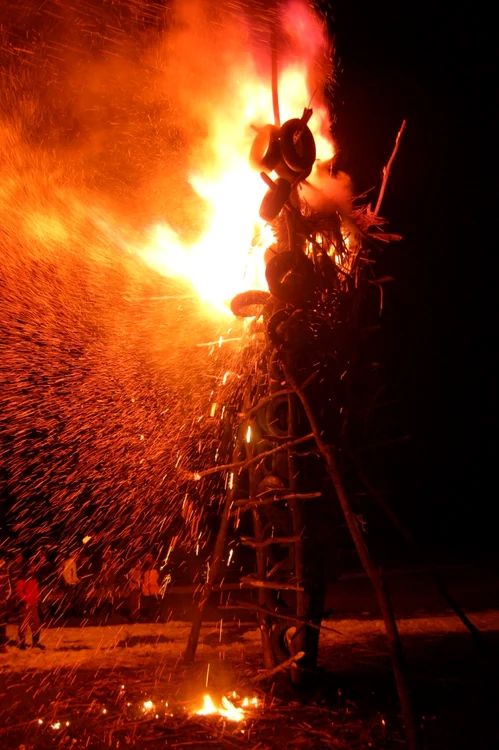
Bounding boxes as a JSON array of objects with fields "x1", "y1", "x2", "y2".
[{"x1": 16, "y1": 560, "x2": 45, "y2": 650}]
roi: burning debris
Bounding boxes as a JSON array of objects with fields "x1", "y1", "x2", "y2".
[
  {"x1": 179, "y1": 0, "x2": 406, "y2": 693},
  {"x1": 195, "y1": 692, "x2": 258, "y2": 721}
]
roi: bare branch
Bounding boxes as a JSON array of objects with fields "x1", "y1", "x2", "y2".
[
  {"x1": 187, "y1": 433, "x2": 313, "y2": 480},
  {"x1": 374, "y1": 119, "x2": 407, "y2": 216},
  {"x1": 241, "y1": 534, "x2": 301, "y2": 548},
  {"x1": 221, "y1": 600, "x2": 343, "y2": 635},
  {"x1": 252, "y1": 651, "x2": 305, "y2": 683},
  {"x1": 232, "y1": 491, "x2": 321, "y2": 513},
  {"x1": 241, "y1": 576, "x2": 304, "y2": 592},
  {"x1": 241, "y1": 371, "x2": 318, "y2": 421}
]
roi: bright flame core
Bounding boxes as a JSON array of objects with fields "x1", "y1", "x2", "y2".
[{"x1": 138, "y1": 20, "x2": 335, "y2": 315}]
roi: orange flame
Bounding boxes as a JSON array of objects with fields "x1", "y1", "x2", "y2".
[
  {"x1": 138, "y1": 7, "x2": 335, "y2": 315},
  {"x1": 195, "y1": 693, "x2": 257, "y2": 721}
]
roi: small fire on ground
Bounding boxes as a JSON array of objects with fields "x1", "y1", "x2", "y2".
[
  {"x1": 36, "y1": 693, "x2": 259, "y2": 733},
  {"x1": 196, "y1": 693, "x2": 259, "y2": 722}
]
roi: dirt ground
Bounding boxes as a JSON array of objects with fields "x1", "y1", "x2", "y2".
[{"x1": 0, "y1": 612, "x2": 498, "y2": 749}]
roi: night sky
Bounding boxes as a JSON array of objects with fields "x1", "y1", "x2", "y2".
[{"x1": 329, "y1": 2, "x2": 492, "y2": 556}]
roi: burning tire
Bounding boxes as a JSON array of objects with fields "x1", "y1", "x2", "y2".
[
  {"x1": 257, "y1": 474, "x2": 286, "y2": 496},
  {"x1": 265, "y1": 394, "x2": 289, "y2": 438},
  {"x1": 268, "y1": 348, "x2": 285, "y2": 381},
  {"x1": 272, "y1": 449, "x2": 289, "y2": 480},
  {"x1": 279, "y1": 118, "x2": 316, "y2": 175},
  {"x1": 265, "y1": 251, "x2": 315, "y2": 303},
  {"x1": 255, "y1": 439, "x2": 275, "y2": 475},
  {"x1": 249, "y1": 125, "x2": 281, "y2": 173},
  {"x1": 230, "y1": 290, "x2": 270, "y2": 318},
  {"x1": 271, "y1": 622, "x2": 297, "y2": 663},
  {"x1": 266, "y1": 308, "x2": 292, "y2": 347}
]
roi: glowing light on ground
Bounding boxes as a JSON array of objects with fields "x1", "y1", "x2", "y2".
[{"x1": 195, "y1": 694, "x2": 255, "y2": 722}]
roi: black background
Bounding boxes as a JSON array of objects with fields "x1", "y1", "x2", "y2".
[{"x1": 329, "y1": 1, "x2": 494, "y2": 558}]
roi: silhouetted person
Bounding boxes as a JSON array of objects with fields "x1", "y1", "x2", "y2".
[
  {"x1": 127, "y1": 560, "x2": 142, "y2": 621},
  {"x1": 61, "y1": 549, "x2": 80, "y2": 616}
]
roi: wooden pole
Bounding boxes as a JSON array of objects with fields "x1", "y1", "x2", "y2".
[
  {"x1": 183, "y1": 444, "x2": 244, "y2": 664},
  {"x1": 284, "y1": 366, "x2": 421, "y2": 750},
  {"x1": 246, "y1": 435, "x2": 276, "y2": 670},
  {"x1": 271, "y1": 21, "x2": 280, "y2": 128},
  {"x1": 251, "y1": 506, "x2": 277, "y2": 669}
]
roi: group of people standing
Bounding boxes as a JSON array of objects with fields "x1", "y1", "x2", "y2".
[{"x1": 0, "y1": 548, "x2": 163, "y2": 652}]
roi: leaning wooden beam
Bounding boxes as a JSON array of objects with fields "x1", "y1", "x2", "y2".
[
  {"x1": 252, "y1": 651, "x2": 305, "y2": 683},
  {"x1": 284, "y1": 365, "x2": 421, "y2": 750},
  {"x1": 374, "y1": 119, "x2": 407, "y2": 216},
  {"x1": 349, "y1": 450, "x2": 484, "y2": 648},
  {"x1": 245, "y1": 431, "x2": 276, "y2": 670},
  {"x1": 270, "y1": 17, "x2": 280, "y2": 129},
  {"x1": 232, "y1": 492, "x2": 321, "y2": 513},
  {"x1": 188, "y1": 433, "x2": 314, "y2": 479},
  {"x1": 221, "y1": 600, "x2": 342, "y2": 634},
  {"x1": 241, "y1": 534, "x2": 302, "y2": 548},
  {"x1": 241, "y1": 371, "x2": 317, "y2": 420},
  {"x1": 183, "y1": 444, "x2": 243, "y2": 664},
  {"x1": 241, "y1": 388, "x2": 293, "y2": 419},
  {"x1": 286, "y1": 369, "x2": 309, "y2": 683},
  {"x1": 251, "y1": 500, "x2": 276, "y2": 669},
  {"x1": 241, "y1": 576, "x2": 304, "y2": 592}
]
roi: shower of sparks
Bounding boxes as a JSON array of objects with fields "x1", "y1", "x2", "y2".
[{"x1": 0, "y1": 0, "x2": 335, "y2": 569}]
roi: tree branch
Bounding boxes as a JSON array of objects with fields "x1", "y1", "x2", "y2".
[
  {"x1": 241, "y1": 371, "x2": 317, "y2": 421},
  {"x1": 232, "y1": 491, "x2": 321, "y2": 513},
  {"x1": 252, "y1": 651, "x2": 305, "y2": 682},
  {"x1": 241, "y1": 576, "x2": 304, "y2": 592},
  {"x1": 374, "y1": 119, "x2": 407, "y2": 216},
  {"x1": 221, "y1": 600, "x2": 342, "y2": 634},
  {"x1": 188, "y1": 433, "x2": 313, "y2": 479},
  {"x1": 241, "y1": 534, "x2": 302, "y2": 548}
]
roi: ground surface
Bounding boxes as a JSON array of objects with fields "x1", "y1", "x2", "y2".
[{"x1": 1, "y1": 607, "x2": 498, "y2": 749}]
